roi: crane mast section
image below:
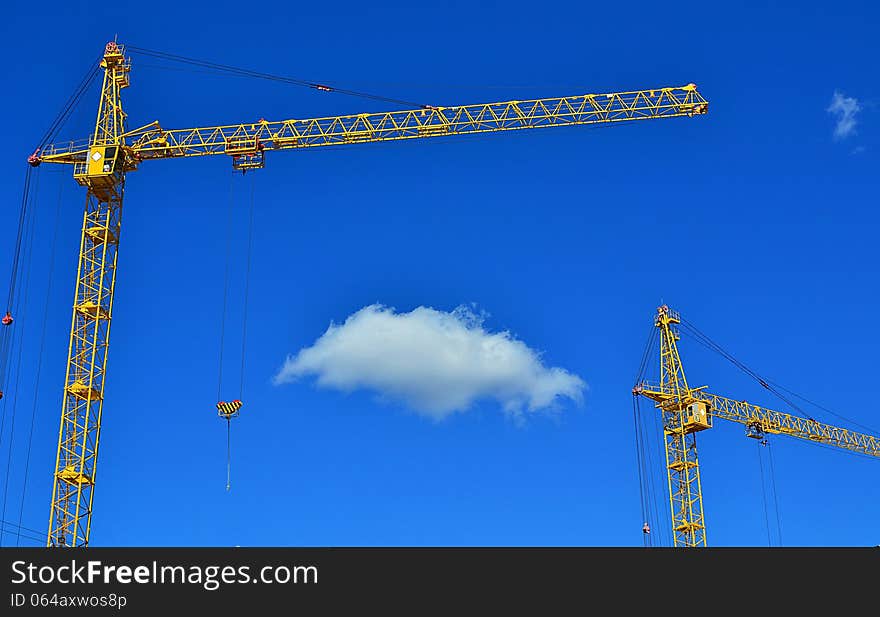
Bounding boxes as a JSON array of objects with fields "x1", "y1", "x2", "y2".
[
  {"x1": 653, "y1": 305, "x2": 707, "y2": 547},
  {"x1": 36, "y1": 85, "x2": 708, "y2": 165},
  {"x1": 46, "y1": 41, "x2": 128, "y2": 547}
]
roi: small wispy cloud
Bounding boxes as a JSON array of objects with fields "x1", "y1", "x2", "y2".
[
  {"x1": 273, "y1": 304, "x2": 586, "y2": 421},
  {"x1": 827, "y1": 91, "x2": 861, "y2": 140}
]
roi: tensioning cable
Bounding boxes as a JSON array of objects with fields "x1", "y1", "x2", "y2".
[{"x1": 127, "y1": 45, "x2": 433, "y2": 110}]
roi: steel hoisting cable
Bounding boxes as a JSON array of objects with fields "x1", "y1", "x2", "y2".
[
  {"x1": 0, "y1": 170, "x2": 40, "y2": 547},
  {"x1": 654, "y1": 413, "x2": 672, "y2": 547},
  {"x1": 638, "y1": 324, "x2": 670, "y2": 546},
  {"x1": 126, "y1": 46, "x2": 434, "y2": 110},
  {"x1": 2, "y1": 118, "x2": 67, "y2": 540},
  {"x1": 239, "y1": 174, "x2": 255, "y2": 400},
  {"x1": 634, "y1": 325, "x2": 657, "y2": 387},
  {"x1": 35, "y1": 52, "x2": 103, "y2": 151},
  {"x1": 678, "y1": 319, "x2": 813, "y2": 420},
  {"x1": 217, "y1": 176, "x2": 235, "y2": 492},
  {"x1": 9, "y1": 53, "x2": 99, "y2": 312},
  {"x1": 0, "y1": 168, "x2": 35, "y2": 390},
  {"x1": 646, "y1": 408, "x2": 669, "y2": 547},
  {"x1": 679, "y1": 318, "x2": 879, "y2": 436},
  {"x1": 11, "y1": 51, "x2": 100, "y2": 309},
  {"x1": 1, "y1": 517, "x2": 44, "y2": 537},
  {"x1": 225, "y1": 175, "x2": 257, "y2": 493},
  {"x1": 216, "y1": 173, "x2": 236, "y2": 403},
  {"x1": 4, "y1": 168, "x2": 32, "y2": 313},
  {"x1": 692, "y1": 313, "x2": 795, "y2": 547},
  {"x1": 640, "y1": 400, "x2": 666, "y2": 547},
  {"x1": 632, "y1": 324, "x2": 659, "y2": 545},
  {"x1": 632, "y1": 395, "x2": 649, "y2": 547},
  {"x1": 226, "y1": 419, "x2": 231, "y2": 492},
  {"x1": 1, "y1": 523, "x2": 42, "y2": 545},
  {"x1": 760, "y1": 378, "x2": 880, "y2": 435},
  {"x1": 632, "y1": 326, "x2": 651, "y2": 544},
  {"x1": 0, "y1": 169, "x2": 41, "y2": 436},
  {"x1": 765, "y1": 440, "x2": 784, "y2": 545},
  {"x1": 216, "y1": 172, "x2": 255, "y2": 492},
  {"x1": 4, "y1": 530, "x2": 42, "y2": 545},
  {"x1": 3, "y1": 53, "x2": 99, "y2": 391},
  {"x1": 756, "y1": 441, "x2": 772, "y2": 546},
  {"x1": 0, "y1": 518, "x2": 44, "y2": 544},
  {"x1": 15, "y1": 176, "x2": 63, "y2": 546}
]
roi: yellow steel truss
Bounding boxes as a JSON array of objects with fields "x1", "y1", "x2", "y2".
[
  {"x1": 36, "y1": 86, "x2": 708, "y2": 167},
  {"x1": 34, "y1": 41, "x2": 708, "y2": 547},
  {"x1": 633, "y1": 305, "x2": 880, "y2": 547},
  {"x1": 46, "y1": 41, "x2": 128, "y2": 547},
  {"x1": 649, "y1": 305, "x2": 707, "y2": 547}
]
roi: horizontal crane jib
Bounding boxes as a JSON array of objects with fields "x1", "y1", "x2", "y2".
[
  {"x1": 34, "y1": 85, "x2": 708, "y2": 166},
  {"x1": 700, "y1": 392, "x2": 880, "y2": 458},
  {"x1": 635, "y1": 381, "x2": 880, "y2": 458}
]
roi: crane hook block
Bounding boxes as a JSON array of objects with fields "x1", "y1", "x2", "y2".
[
  {"x1": 217, "y1": 399, "x2": 243, "y2": 419},
  {"x1": 1, "y1": 312, "x2": 12, "y2": 326}
]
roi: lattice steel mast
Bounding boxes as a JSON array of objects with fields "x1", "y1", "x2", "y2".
[{"x1": 46, "y1": 41, "x2": 129, "y2": 547}]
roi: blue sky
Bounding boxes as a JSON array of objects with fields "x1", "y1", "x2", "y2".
[{"x1": 0, "y1": 0, "x2": 877, "y2": 547}]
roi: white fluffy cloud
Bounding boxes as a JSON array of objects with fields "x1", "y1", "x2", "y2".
[
  {"x1": 273, "y1": 304, "x2": 585, "y2": 420},
  {"x1": 827, "y1": 91, "x2": 861, "y2": 140}
]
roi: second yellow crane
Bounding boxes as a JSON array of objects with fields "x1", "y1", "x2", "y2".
[{"x1": 633, "y1": 305, "x2": 880, "y2": 546}]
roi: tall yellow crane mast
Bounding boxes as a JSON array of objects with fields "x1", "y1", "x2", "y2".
[
  {"x1": 632, "y1": 305, "x2": 880, "y2": 547},
  {"x1": 29, "y1": 40, "x2": 708, "y2": 547}
]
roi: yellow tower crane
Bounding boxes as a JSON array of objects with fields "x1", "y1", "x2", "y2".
[
  {"x1": 27, "y1": 40, "x2": 708, "y2": 547},
  {"x1": 633, "y1": 305, "x2": 880, "y2": 547}
]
